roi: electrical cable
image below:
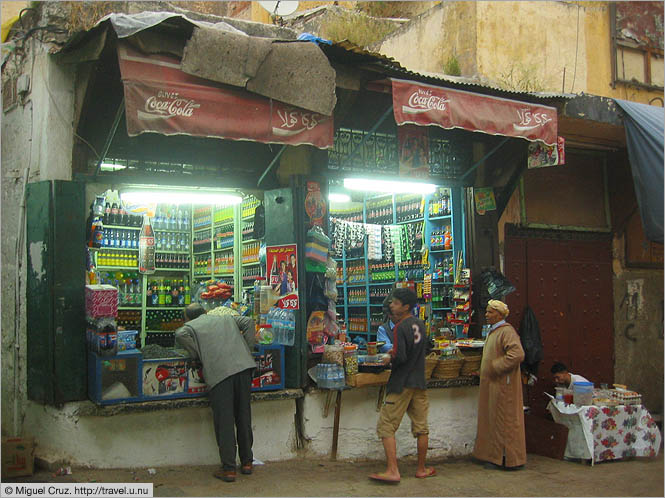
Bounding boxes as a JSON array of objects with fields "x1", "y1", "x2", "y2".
[{"x1": 570, "y1": 3, "x2": 580, "y2": 93}]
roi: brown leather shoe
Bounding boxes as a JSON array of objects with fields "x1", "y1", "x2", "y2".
[
  {"x1": 214, "y1": 469, "x2": 237, "y2": 482},
  {"x1": 240, "y1": 463, "x2": 253, "y2": 475}
]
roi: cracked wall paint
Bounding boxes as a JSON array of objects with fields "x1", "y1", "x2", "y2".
[{"x1": 29, "y1": 241, "x2": 46, "y2": 282}]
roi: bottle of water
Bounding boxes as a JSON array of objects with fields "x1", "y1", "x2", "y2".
[{"x1": 283, "y1": 309, "x2": 295, "y2": 346}]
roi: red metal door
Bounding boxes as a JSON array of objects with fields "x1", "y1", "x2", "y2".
[{"x1": 504, "y1": 228, "x2": 614, "y2": 417}]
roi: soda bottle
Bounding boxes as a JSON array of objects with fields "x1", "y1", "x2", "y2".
[
  {"x1": 103, "y1": 202, "x2": 111, "y2": 225},
  {"x1": 184, "y1": 278, "x2": 191, "y2": 305},
  {"x1": 110, "y1": 202, "x2": 119, "y2": 225},
  {"x1": 138, "y1": 215, "x2": 156, "y2": 274},
  {"x1": 151, "y1": 280, "x2": 160, "y2": 306}
]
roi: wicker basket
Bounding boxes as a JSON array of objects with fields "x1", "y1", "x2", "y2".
[
  {"x1": 460, "y1": 355, "x2": 482, "y2": 376},
  {"x1": 425, "y1": 352, "x2": 440, "y2": 380},
  {"x1": 432, "y1": 357, "x2": 464, "y2": 379}
]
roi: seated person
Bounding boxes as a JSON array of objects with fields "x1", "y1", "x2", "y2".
[
  {"x1": 551, "y1": 362, "x2": 590, "y2": 389},
  {"x1": 376, "y1": 297, "x2": 394, "y2": 354}
]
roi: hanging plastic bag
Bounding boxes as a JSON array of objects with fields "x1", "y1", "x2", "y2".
[{"x1": 480, "y1": 268, "x2": 516, "y2": 300}]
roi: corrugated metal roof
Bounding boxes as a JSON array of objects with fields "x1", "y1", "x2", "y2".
[{"x1": 322, "y1": 40, "x2": 574, "y2": 102}]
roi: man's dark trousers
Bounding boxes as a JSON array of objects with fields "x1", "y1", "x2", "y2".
[{"x1": 208, "y1": 368, "x2": 254, "y2": 470}]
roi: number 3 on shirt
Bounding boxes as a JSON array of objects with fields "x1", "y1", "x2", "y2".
[{"x1": 412, "y1": 323, "x2": 422, "y2": 344}]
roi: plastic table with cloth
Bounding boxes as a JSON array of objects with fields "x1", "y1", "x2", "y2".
[{"x1": 547, "y1": 399, "x2": 661, "y2": 465}]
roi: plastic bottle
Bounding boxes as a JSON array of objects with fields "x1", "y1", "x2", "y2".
[
  {"x1": 138, "y1": 215, "x2": 156, "y2": 274},
  {"x1": 283, "y1": 309, "x2": 295, "y2": 346}
]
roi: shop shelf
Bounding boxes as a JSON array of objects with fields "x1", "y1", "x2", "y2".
[
  {"x1": 155, "y1": 250, "x2": 189, "y2": 255},
  {"x1": 429, "y1": 215, "x2": 452, "y2": 221},
  {"x1": 96, "y1": 247, "x2": 139, "y2": 252},
  {"x1": 117, "y1": 306, "x2": 142, "y2": 310},
  {"x1": 153, "y1": 268, "x2": 190, "y2": 272},
  {"x1": 154, "y1": 229, "x2": 188, "y2": 233},
  {"x1": 146, "y1": 307, "x2": 185, "y2": 310},
  {"x1": 432, "y1": 307, "x2": 452, "y2": 311},
  {"x1": 242, "y1": 238, "x2": 259, "y2": 244},
  {"x1": 397, "y1": 217, "x2": 424, "y2": 224},
  {"x1": 193, "y1": 225, "x2": 211, "y2": 232},
  {"x1": 104, "y1": 225, "x2": 141, "y2": 230},
  {"x1": 242, "y1": 262, "x2": 260, "y2": 267},
  {"x1": 347, "y1": 282, "x2": 367, "y2": 287},
  {"x1": 430, "y1": 249, "x2": 453, "y2": 253},
  {"x1": 431, "y1": 280, "x2": 454, "y2": 285},
  {"x1": 96, "y1": 266, "x2": 138, "y2": 270},
  {"x1": 213, "y1": 247, "x2": 234, "y2": 252},
  {"x1": 345, "y1": 257, "x2": 365, "y2": 261},
  {"x1": 214, "y1": 221, "x2": 234, "y2": 228}
]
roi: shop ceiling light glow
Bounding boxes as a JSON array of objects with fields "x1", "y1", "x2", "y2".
[
  {"x1": 121, "y1": 189, "x2": 242, "y2": 205},
  {"x1": 343, "y1": 178, "x2": 436, "y2": 195},
  {"x1": 328, "y1": 192, "x2": 351, "y2": 203}
]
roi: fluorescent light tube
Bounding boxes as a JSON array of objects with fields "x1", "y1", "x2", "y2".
[
  {"x1": 121, "y1": 190, "x2": 242, "y2": 205},
  {"x1": 328, "y1": 193, "x2": 351, "y2": 203},
  {"x1": 343, "y1": 178, "x2": 436, "y2": 194}
]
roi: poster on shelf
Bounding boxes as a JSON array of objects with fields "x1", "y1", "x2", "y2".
[
  {"x1": 266, "y1": 244, "x2": 299, "y2": 310},
  {"x1": 304, "y1": 181, "x2": 327, "y2": 228},
  {"x1": 398, "y1": 124, "x2": 430, "y2": 179}
]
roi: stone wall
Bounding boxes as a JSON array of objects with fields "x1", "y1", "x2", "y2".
[
  {"x1": 611, "y1": 235, "x2": 664, "y2": 415},
  {"x1": 372, "y1": 2, "x2": 478, "y2": 76}
]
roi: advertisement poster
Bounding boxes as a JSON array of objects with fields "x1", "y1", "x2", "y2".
[
  {"x1": 305, "y1": 181, "x2": 327, "y2": 227},
  {"x1": 528, "y1": 136, "x2": 566, "y2": 169},
  {"x1": 267, "y1": 244, "x2": 299, "y2": 309},
  {"x1": 474, "y1": 187, "x2": 497, "y2": 215},
  {"x1": 398, "y1": 124, "x2": 430, "y2": 179}
]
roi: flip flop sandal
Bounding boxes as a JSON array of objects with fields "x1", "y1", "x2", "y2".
[
  {"x1": 369, "y1": 473, "x2": 401, "y2": 483},
  {"x1": 415, "y1": 468, "x2": 437, "y2": 478}
]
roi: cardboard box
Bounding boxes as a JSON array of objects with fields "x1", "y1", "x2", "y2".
[
  {"x1": 2, "y1": 437, "x2": 35, "y2": 479},
  {"x1": 85, "y1": 285, "x2": 118, "y2": 318},
  {"x1": 346, "y1": 370, "x2": 391, "y2": 388}
]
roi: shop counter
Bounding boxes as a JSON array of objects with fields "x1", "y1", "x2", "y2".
[
  {"x1": 312, "y1": 374, "x2": 480, "y2": 460},
  {"x1": 547, "y1": 400, "x2": 661, "y2": 465}
]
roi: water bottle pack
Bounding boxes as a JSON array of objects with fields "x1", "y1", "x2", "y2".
[
  {"x1": 266, "y1": 307, "x2": 296, "y2": 346},
  {"x1": 315, "y1": 363, "x2": 345, "y2": 389}
]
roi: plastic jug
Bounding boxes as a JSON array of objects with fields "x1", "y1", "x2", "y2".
[{"x1": 573, "y1": 381, "x2": 594, "y2": 406}]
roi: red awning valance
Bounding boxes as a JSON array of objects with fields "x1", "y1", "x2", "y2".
[
  {"x1": 391, "y1": 78, "x2": 557, "y2": 146},
  {"x1": 117, "y1": 43, "x2": 334, "y2": 149}
]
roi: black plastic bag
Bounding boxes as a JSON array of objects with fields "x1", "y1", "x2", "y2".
[
  {"x1": 519, "y1": 305, "x2": 543, "y2": 377},
  {"x1": 480, "y1": 268, "x2": 516, "y2": 300},
  {"x1": 252, "y1": 204, "x2": 265, "y2": 239}
]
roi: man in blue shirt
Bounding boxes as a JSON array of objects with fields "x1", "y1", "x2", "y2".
[{"x1": 376, "y1": 297, "x2": 394, "y2": 353}]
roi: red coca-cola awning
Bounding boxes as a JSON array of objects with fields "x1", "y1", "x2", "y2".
[
  {"x1": 117, "y1": 43, "x2": 334, "y2": 149},
  {"x1": 391, "y1": 78, "x2": 557, "y2": 146}
]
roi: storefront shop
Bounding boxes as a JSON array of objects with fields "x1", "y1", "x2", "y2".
[{"x1": 21, "y1": 11, "x2": 564, "y2": 467}]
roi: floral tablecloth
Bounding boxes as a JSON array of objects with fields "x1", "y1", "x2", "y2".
[{"x1": 548, "y1": 400, "x2": 661, "y2": 465}]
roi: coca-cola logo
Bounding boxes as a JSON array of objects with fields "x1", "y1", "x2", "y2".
[
  {"x1": 138, "y1": 91, "x2": 200, "y2": 120},
  {"x1": 402, "y1": 89, "x2": 450, "y2": 114}
]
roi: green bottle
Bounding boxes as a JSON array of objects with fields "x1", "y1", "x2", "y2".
[
  {"x1": 165, "y1": 280, "x2": 172, "y2": 306},
  {"x1": 184, "y1": 277, "x2": 191, "y2": 305},
  {"x1": 158, "y1": 278, "x2": 166, "y2": 306}
]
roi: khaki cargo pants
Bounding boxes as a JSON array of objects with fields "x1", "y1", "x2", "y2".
[{"x1": 377, "y1": 387, "x2": 429, "y2": 439}]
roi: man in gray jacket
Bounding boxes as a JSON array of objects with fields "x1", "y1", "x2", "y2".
[{"x1": 175, "y1": 304, "x2": 256, "y2": 482}]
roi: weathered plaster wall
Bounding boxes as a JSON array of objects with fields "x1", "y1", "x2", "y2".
[
  {"x1": 475, "y1": 1, "x2": 587, "y2": 93},
  {"x1": 302, "y1": 387, "x2": 479, "y2": 460},
  {"x1": 373, "y1": 2, "x2": 478, "y2": 76},
  {"x1": 22, "y1": 388, "x2": 479, "y2": 467},
  {"x1": 23, "y1": 398, "x2": 298, "y2": 468},
  {"x1": 611, "y1": 234, "x2": 664, "y2": 415},
  {"x1": 1, "y1": 37, "x2": 76, "y2": 436}
]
